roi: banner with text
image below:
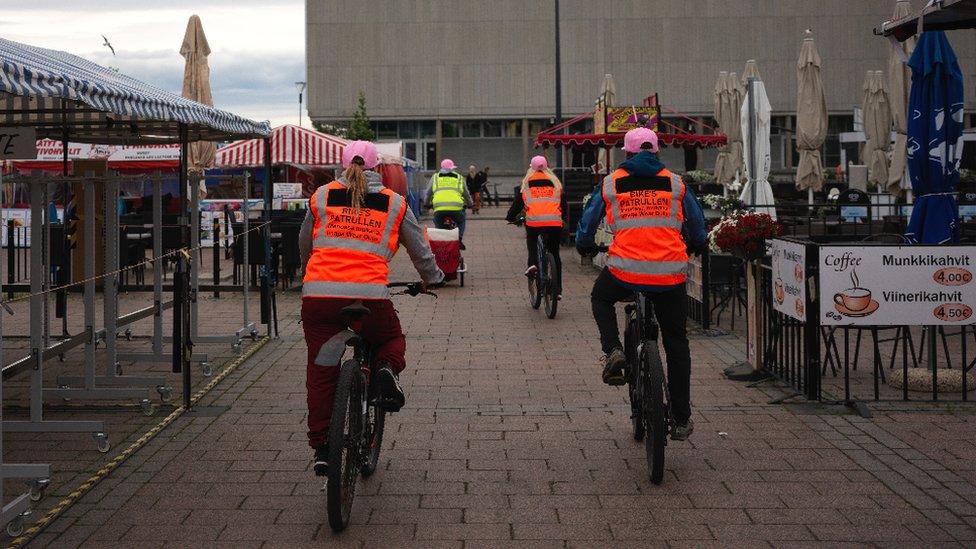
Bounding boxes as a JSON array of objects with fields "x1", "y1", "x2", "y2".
[
  {"x1": 770, "y1": 239, "x2": 807, "y2": 321},
  {"x1": 819, "y1": 245, "x2": 975, "y2": 326}
]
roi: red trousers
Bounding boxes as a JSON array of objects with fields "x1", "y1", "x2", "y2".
[{"x1": 302, "y1": 297, "x2": 406, "y2": 448}]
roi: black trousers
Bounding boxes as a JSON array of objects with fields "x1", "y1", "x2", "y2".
[
  {"x1": 590, "y1": 268, "x2": 692, "y2": 423},
  {"x1": 525, "y1": 226, "x2": 562, "y2": 275}
]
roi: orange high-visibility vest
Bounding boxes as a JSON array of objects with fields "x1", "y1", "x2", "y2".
[
  {"x1": 602, "y1": 167, "x2": 688, "y2": 286},
  {"x1": 303, "y1": 181, "x2": 407, "y2": 299},
  {"x1": 522, "y1": 171, "x2": 563, "y2": 228}
]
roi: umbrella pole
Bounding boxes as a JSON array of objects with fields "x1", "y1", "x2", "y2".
[{"x1": 747, "y1": 77, "x2": 758, "y2": 209}]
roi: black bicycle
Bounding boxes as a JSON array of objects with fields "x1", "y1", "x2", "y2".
[
  {"x1": 323, "y1": 282, "x2": 435, "y2": 532},
  {"x1": 623, "y1": 291, "x2": 672, "y2": 484},
  {"x1": 527, "y1": 233, "x2": 559, "y2": 319}
]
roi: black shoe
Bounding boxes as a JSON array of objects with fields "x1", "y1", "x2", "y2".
[
  {"x1": 601, "y1": 348, "x2": 627, "y2": 386},
  {"x1": 671, "y1": 418, "x2": 694, "y2": 441},
  {"x1": 460, "y1": 243, "x2": 467, "y2": 251},
  {"x1": 313, "y1": 443, "x2": 329, "y2": 476},
  {"x1": 376, "y1": 366, "x2": 406, "y2": 412}
]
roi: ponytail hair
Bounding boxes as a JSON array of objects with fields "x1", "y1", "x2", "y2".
[
  {"x1": 342, "y1": 161, "x2": 368, "y2": 210},
  {"x1": 520, "y1": 167, "x2": 563, "y2": 193}
]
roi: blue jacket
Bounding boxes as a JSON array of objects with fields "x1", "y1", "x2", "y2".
[{"x1": 575, "y1": 151, "x2": 707, "y2": 292}]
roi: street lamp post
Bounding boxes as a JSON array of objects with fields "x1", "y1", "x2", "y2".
[
  {"x1": 295, "y1": 81, "x2": 307, "y2": 127},
  {"x1": 554, "y1": 0, "x2": 563, "y2": 170}
]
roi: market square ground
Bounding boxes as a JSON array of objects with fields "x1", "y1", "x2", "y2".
[{"x1": 23, "y1": 214, "x2": 976, "y2": 547}]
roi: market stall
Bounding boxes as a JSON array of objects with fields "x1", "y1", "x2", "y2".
[{"x1": 215, "y1": 124, "x2": 414, "y2": 199}]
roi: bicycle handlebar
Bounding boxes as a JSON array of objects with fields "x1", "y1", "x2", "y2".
[{"x1": 388, "y1": 282, "x2": 440, "y2": 298}]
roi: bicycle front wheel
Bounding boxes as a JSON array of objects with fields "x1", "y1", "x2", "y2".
[
  {"x1": 326, "y1": 359, "x2": 366, "y2": 532},
  {"x1": 641, "y1": 346, "x2": 667, "y2": 485}
]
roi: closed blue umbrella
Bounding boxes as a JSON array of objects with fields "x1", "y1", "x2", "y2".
[{"x1": 906, "y1": 31, "x2": 964, "y2": 244}]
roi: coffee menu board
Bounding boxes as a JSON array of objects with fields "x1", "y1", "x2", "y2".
[
  {"x1": 819, "y1": 246, "x2": 975, "y2": 326},
  {"x1": 770, "y1": 239, "x2": 807, "y2": 321}
]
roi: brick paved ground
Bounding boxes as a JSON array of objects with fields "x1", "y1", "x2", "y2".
[{"x1": 25, "y1": 214, "x2": 976, "y2": 547}]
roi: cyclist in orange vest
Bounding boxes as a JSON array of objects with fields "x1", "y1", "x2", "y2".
[
  {"x1": 298, "y1": 140, "x2": 444, "y2": 474},
  {"x1": 575, "y1": 128, "x2": 707, "y2": 441},
  {"x1": 506, "y1": 155, "x2": 566, "y2": 283}
]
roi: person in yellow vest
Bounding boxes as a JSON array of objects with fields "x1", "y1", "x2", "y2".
[
  {"x1": 298, "y1": 140, "x2": 444, "y2": 475},
  {"x1": 425, "y1": 159, "x2": 472, "y2": 246},
  {"x1": 575, "y1": 128, "x2": 707, "y2": 441},
  {"x1": 506, "y1": 156, "x2": 566, "y2": 288}
]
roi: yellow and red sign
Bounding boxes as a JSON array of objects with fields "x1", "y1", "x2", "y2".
[{"x1": 606, "y1": 107, "x2": 660, "y2": 133}]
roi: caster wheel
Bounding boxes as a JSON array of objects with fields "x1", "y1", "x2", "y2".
[
  {"x1": 6, "y1": 516, "x2": 23, "y2": 538},
  {"x1": 114, "y1": 363, "x2": 123, "y2": 376},
  {"x1": 250, "y1": 330, "x2": 259, "y2": 341},
  {"x1": 140, "y1": 399, "x2": 155, "y2": 417},
  {"x1": 58, "y1": 354, "x2": 65, "y2": 363},
  {"x1": 28, "y1": 479, "x2": 49, "y2": 502},
  {"x1": 93, "y1": 432, "x2": 110, "y2": 454},
  {"x1": 202, "y1": 363, "x2": 213, "y2": 377},
  {"x1": 156, "y1": 386, "x2": 173, "y2": 402},
  {"x1": 232, "y1": 342, "x2": 242, "y2": 353},
  {"x1": 125, "y1": 329, "x2": 132, "y2": 341}
]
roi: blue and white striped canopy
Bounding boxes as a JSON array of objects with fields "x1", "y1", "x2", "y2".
[{"x1": 0, "y1": 37, "x2": 270, "y2": 143}]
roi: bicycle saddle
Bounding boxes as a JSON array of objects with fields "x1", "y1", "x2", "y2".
[{"x1": 340, "y1": 301, "x2": 371, "y2": 320}]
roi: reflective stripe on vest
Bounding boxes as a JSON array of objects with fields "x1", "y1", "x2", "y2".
[
  {"x1": 432, "y1": 173, "x2": 464, "y2": 211},
  {"x1": 303, "y1": 181, "x2": 406, "y2": 299},
  {"x1": 605, "y1": 256, "x2": 688, "y2": 276},
  {"x1": 302, "y1": 280, "x2": 391, "y2": 299},
  {"x1": 522, "y1": 172, "x2": 562, "y2": 228},
  {"x1": 602, "y1": 168, "x2": 689, "y2": 286}
]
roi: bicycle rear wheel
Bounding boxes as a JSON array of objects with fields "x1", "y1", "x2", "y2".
[
  {"x1": 326, "y1": 359, "x2": 366, "y2": 532},
  {"x1": 624, "y1": 313, "x2": 643, "y2": 441},
  {"x1": 641, "y1": 345, "x2": 667, "y2": 485},
  {"x1": 543, "y1": 251, "x2": 558, "y2": 319},
  {"x1": 360, "y1": 391, "x2": 386, "y2": 478}
]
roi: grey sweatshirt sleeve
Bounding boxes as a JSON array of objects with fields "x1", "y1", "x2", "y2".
[
  {"x1": 424, "y1": 174, "x2": 436, "y2": 207},
  {"x1": 298, "y1": 208, "x2": 313, "y2": 271},
  {"x1": 461, "y1": 182, "x2": 473, "y2": 207},
  {"x1": 398, "y1": 207, "x2": 445, "y2": 284}
]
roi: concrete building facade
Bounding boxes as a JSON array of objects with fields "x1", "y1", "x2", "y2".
[{"x1": 306, "y1": 0, "x2": 976, "y2": 176}]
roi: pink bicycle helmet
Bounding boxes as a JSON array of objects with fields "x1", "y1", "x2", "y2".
[
  {"x1": 342, "y1": 140, "x2": 379, "y2": 169},
  {"x1": 530, "y1": 155, "x2": 548, "y2": 170},
  {"x1": 623, "y1": 127, "x2": 659, "y2": 153}
]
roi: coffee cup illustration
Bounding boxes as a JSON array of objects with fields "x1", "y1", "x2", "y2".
[
  {"x1": 774, "y1": 278, "x2": 785, "y2": 304},
  {"x1": 834, "y1": 287, "x2": 872, "y2": 312},
  {"x1": 833, "y1": 269, "x2": 879, "y2": 317}
]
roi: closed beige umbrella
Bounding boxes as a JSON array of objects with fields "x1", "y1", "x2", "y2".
[
  {"x1": 741, "y1": 59, "x2": 762, "y2": 84},
  {"x1": 862, "y1": 71, "x2": 891, "y2": 189},
  {"x1": 887, "y1": 0, "x2": 915, "y2": 195},
  {"x1": 795, "y1": 32, "x2": 827, "y2": 192},
  {"x1": 181, "y1": 15, "x2": 216, "y2": 178},
  {"x1": 726, "y1": 71, "x2": 746, "y2": 186},
  {"x1": 713, "y1": 71, "x2": 733, "y2": 184},
  {"x1": 594, "y1": 74, "x2": 616, "y2": 170}
]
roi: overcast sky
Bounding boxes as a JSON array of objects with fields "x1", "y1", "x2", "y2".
[{"x1": 0, "y1": 0, "x2": 307, "y2": 127}]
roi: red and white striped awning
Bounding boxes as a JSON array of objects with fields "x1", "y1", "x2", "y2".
[{"x1": 215, "y1": 124, "x2": 347, "y2": 167}]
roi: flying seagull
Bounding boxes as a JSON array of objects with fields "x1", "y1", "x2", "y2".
[{"x1": 101, "y1": 35, "x2": 116, "y2": 56}]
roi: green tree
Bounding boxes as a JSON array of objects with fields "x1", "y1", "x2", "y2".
[
  {"x1": 346, "y1": 91, "x2": 375, "y2": 141},
  {"x1": 312, "y1": 120, "x2": 348, "y2": 138}
]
